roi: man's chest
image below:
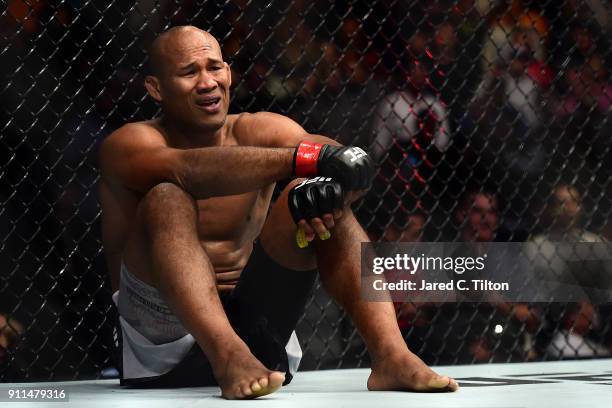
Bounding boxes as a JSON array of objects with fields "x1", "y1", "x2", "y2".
[{"x1": 195, "y1": 186, "x2": 273, "y2": 242}]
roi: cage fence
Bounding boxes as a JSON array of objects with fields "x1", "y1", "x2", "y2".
[{"x1": 0, "y1": 0, "x2": 611, "y2": 381}]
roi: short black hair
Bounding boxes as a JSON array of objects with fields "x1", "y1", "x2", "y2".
[{"x1": 146, "y1": 26, "x2": 196, "y2": 76}]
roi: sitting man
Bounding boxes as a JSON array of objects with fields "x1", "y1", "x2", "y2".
[{"x1": 98, "y1": 25, "x2": 458, "y2": 399}]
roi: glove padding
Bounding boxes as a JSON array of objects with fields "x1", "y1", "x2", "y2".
[
  {"x1": 288, "y1": 177, "x2": 344, "y2": 224},
  {"x1": 293, "y1": 142, "x2": 375, "y2": 191}
]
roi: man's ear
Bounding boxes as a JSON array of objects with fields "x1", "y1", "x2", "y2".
[
  {"x1": 224, "y1": 62, "x2": 232, "y2": 88},
  {"x1": 144, "y1": 75, "x2": 162, "y2": 102}
]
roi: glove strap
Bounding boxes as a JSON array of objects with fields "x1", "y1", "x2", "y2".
[{"x1": 293, "y1": 141, "x2": 323, "y2": 177}]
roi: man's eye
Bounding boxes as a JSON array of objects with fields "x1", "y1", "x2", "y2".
[
  {"x1": 210, "y1": 66, "x2": 222, "y2": 71},
  {"x1": 181, "y1": 70, "x2": 195, "y2": 76}
]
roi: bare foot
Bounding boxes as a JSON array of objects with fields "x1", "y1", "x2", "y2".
[
  {"x1": 213, "y1": 347, "x2": 285, "y2": 399},
  {"x1": 367, "y1": 350, "x2": 459, "y2": 392}
]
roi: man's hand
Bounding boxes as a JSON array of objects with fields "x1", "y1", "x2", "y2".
[
  {"x1": 292, "y1": 141, "x2": 375, "y2": 190},
  {"x1": 288, "y1": 177, "x2": 344, "y2": 248}
]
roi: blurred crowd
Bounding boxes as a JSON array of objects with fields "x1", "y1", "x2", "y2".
[{"x1": 0, "y1": 0, "x2": 610, "y2": 377}]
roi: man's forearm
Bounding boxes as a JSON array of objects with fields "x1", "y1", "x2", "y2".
[{"x1": 173, "y1": 146, "x2": 295, "y2": 198}]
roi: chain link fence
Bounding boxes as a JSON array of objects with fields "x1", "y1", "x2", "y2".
[{"x1": 1, "y1": 0, "x2": 610, "y2": 380}]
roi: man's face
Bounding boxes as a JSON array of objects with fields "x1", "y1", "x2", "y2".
[
  {"x1": 551, "y1": 186, "x2": 581, "y2": 226},
  {"x1": 149, "y1": 29, "x2": 231, "y2": 131},
  {"x1": 0, "y1": 314, "x2": 22, "y2": 364},
  {"x1": 461, "y1": 193, "x2": 498, "y2": 242}
]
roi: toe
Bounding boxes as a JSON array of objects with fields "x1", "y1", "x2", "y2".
[
  {"x1": 428, "y1": 375, "x2": 454, "y2": 390},
  {"x1": 268, "y1": 371, "x2": 285, "y2": 388},
  {"x1": 251, "y1": 380, "x2": 262, "y2": 393},
  {"x1": 241, "y1": 383, "x2": 253, "y2": 397},
  {"x1": 448, "y1": 378, "x2": 459, "y2": 391},
  {"x1": 249, "y1": 372, "x2": 284, "y2": 398}
]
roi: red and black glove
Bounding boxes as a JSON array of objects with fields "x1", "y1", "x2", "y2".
[{"x1": 292, "y1": 141, "x2": 374, "y2": 191}]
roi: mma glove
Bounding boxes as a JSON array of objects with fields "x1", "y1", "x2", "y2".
[
  {"x1": 292, "y1": 141, "x2": 375, "y2": 191},
  {"x1": 288, "y1": 177, "x2": 344, "y2": 224}
]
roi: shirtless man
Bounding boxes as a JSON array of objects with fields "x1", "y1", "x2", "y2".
[{"x1": 99, "y1": 25, "x2": 458, "y2": 399}]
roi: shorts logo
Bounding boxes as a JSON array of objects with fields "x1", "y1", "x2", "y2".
[{"x1": 344, "y1": 147, "x2": 367, "y2": 162}]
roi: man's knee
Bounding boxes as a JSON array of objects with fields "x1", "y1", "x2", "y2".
[
  {"x1": 259, "y1": 180, "x2": 316, "y2": 270},
  {"x1": 137, "y1": 183, "x2": 197, "y2": 234},
  {"x1": 260, "y1": 180, "x2": 360, "y2": 270}
]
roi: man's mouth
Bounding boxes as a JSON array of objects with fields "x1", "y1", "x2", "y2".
[{"x1": 195, "y1": 96, "x2": 222, "y2": 113}]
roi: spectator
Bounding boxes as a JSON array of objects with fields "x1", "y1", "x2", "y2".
[
  {"x1": 410, "y1": 190, "x2": 501, "y2": 364},
  {"x1": 530, "y1": 184, "x2": 610, "y2": 358},
  {"x1": 532, "y1": 184, "x2": 605, "y2": 242},
  {"x1": 432, "y1": 189, "x2": 537, "y2": 363},
  {"x1": 547, "y1": 49, "x2": 612, "y2": 196},
  {"x1": 454, "y1": 190, "x2": 500, "y2": 242},
  {"x1": 0, "y1": 313, "x2": 23, "y2": 368},
  {"x1": 366, "y1": 54, "x2": 451, "y2": 223},
  {"x1": 463, "y1": 9, "x2": 555, "y2": 238},
  {"x1": 470, "y1": 9, "x2": 552, "y2": 178}
]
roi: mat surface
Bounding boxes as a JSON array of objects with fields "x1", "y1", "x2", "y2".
[{"x1": 1, "y1": 359, "x2": 610, "y2": 407}]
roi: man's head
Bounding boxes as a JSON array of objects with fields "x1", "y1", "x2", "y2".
[
  {"x1": 0, "y1": 313, "x2": 23, "y2": 364},
  {"x1": 546, "y1": 184, "x2": 582, "y2": 230},
  {"x1": 456, "y1": 190, "x2": 499, "y2": 242},
  {"x1": 145, "y1": 26, "x2": 231, "y2": 132}
]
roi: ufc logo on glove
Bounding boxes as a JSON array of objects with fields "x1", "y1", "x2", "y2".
[{"x1": 344, "y1": 147, "x2": 367, "y2": 163}]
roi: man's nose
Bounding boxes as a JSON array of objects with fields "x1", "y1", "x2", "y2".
[{"x1": 196, "y1": 72, "x2": 217, "y2": 91}]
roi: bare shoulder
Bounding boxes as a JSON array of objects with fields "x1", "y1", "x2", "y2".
[
  {"x1": 99, "y1": 120, "x2": 168, "y2": 183},
  {"x1": 101, "y1": 120, "x2": 166, "y2": 151},
  {"x1": 100, "y1": 121, "x2": 164, "y2": 159},
  {"x1": 231, "y1": 111, "x2": 307, "y2": 148}
]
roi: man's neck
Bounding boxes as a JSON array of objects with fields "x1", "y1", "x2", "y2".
[{"x1": 159, "y1": 115, "x2": 227, "y2": 149}]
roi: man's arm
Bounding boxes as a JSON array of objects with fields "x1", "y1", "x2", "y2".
[
  {"x1": 234, "y1": 112, "x2": 374, "y2": 191},
  {"x1": 233, "y1": 111, "x2": 341, "y2": 148},
  {"x1": 99, "y1": 122, "x2": 294, "y2": 198},
  {"x1": 234, "y1": 112, "x2": 372, "y2": 243}
]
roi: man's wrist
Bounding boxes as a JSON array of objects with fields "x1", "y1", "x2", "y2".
[{"x1": 293, "y1": 141, "x2": 324, "y2": 177}]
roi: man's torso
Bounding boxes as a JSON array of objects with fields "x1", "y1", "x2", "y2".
[{"x1": 100, "y1": 114, "x2": 275, "y2": 292}]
